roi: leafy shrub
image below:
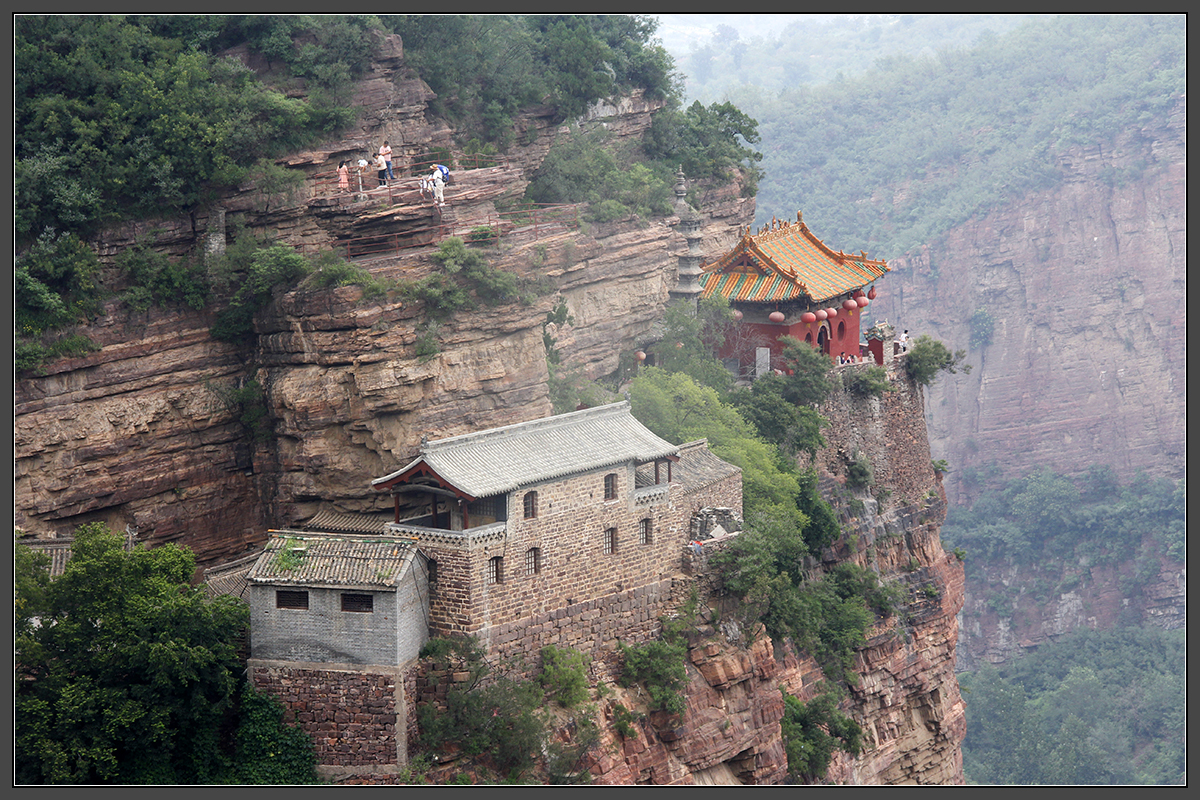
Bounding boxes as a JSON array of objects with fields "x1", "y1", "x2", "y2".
[
  {"x1": 229, "y1": 685, "x2": 319, "y2": 784},
  {"x1": 781, "y1": 687, "x2": 863, "y2": 783},
  {"x1": 843, "y1": 365, "x2": 892, "y2": 397},
  {"x1": 618, "y1": 639, "x2": 688, "y2": 717},
  {"x1": 611, "y1": 702, "x2": 641, "y2": 740},
  {"x1": 117, "y1": 243, "x2": 209, "y2": 312},
  {"x1": 846, "y1": 451, "x2": 874, "y2": 489},
  {"x1": 14, "y1": 334, "x2": 101, "y2": 374},
  {"x1": 210, "y1": 245, "x2": 311, "y2": 342},
  {"x1": 303, "y1": 254, "x2": 390, "y2": 299},
  {"x1": 15, "y1": 230, "x2": 102, "y2": 336},
  {"x1": 540, "y1": 645, "x2": 590, "y2": 708},
  {"x1": 416, "y1": 636, "x2": 545, "y2": 778},
  {"x1": 904, "y1": 335, "x2": 972, "y2": 386},
  {"x1": 969, "y1": 307, "x2": 995, "y2": 348}
]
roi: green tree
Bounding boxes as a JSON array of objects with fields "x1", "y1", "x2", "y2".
[
  {"x1": 904, "y1": 334, "x2": 971, "y2": 386},
  {"x1": 778, "y1": 336, "x2": 835, "y2": 407},
  {"x1": 781, "y1": 686, "x2": 863, "y2": 782},
  {"x1": 629, "y1": 368, "x2": 802, "y2": 517},
  {"x1": 14, "y1": 523, "x2": 316, "y2": 784}
]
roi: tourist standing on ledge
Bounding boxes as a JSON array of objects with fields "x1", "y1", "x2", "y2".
[
  {"x1": 379, "y1": 141, "x2": 393, "y2": 181},
  {"x1": 430, "y1": 165, "x2": 445, "y2": 207}
]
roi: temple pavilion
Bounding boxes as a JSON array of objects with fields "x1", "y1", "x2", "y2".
[{"x1": 700, "y1": 211, "x2": 889, "y2": 377}]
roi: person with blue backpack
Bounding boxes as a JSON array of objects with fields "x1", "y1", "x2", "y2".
[{"x1": 430, "y1": 163, "x2": 449, "y2": 207}]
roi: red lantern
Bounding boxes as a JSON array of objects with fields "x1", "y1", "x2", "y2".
[
  {"x1": 867, "y1": 285, "x2": 878, "y2": 300},
  {"x1": 843, "y1": 299, "x2": 858, "y2": 310},
  {"x1": 815, "y1": 309, "x2": 828, "y2": 321},
  {"x1": 826, "y1": 307, "x2": 838, "y2": 319},
  {"x1": 636, "y1": 350, "x2": 646, "y2": 362},
  {"x1": 732, "y1": 309, "x2": 743, "y2": 322},
  {"x1": 857, "y1": 296, "x2": 869, "y2": 308},
  {"x1": 769, "y1": 311, "x2": 786, "y2": 324},
  {"x1": 801, "y1": 311, "x2": 817, "y2": 324},
  {"x1": 853, "y1": 289, "x2": 866, "y2": 300}
]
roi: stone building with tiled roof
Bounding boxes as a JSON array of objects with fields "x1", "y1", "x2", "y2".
[
  {"x1": 368, "y1": 401, "x2": 741, "y2": 655},
  {"x1": 701, "y1": 211, "x2": 889, "y2": 376},
  {"x1": 246, "y1": 532, "x2": 428, "y2": 666},
  {"x1": 243, "y1": 402, "x2": 742, "y2": 774}
]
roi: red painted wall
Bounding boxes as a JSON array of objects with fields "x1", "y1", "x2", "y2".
[{"x1": 718, "y1": 306, "x2": 867, "y2": 375}]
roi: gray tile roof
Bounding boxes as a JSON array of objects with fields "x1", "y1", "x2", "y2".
[
  {"x1": 670, "y1": 439, "x2": 743, "y2": 494},
  {"x1": 372, "y1": 401, "x2": 679, "y2": 499},
  {"x1": 304, "y1": 509, "x2": 394, "y2": 535},
  {"x1": 246, "y1": 531, "x2": 417, "y2": 589},
  {"x1": 203, "y1": 550, "x2": 261, "y2": 598}
]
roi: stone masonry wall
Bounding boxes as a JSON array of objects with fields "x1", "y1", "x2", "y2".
[
  {"x1": 420, "y1": 465, "x2": 686, "y2": 641},
  {"x1": 250, "y1": 661, "x2": 405, "y2": 774},
  {"x1": 813, "y1": 357, "x2": 937, "y2": 509}
]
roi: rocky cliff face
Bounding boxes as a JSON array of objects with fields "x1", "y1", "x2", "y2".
[
  {"x1": 955, "y1": 549, "x2": 1186, "y2": 672},
  {"x1": 15, "y1": 32, "x2": 965, "y2": 784},
  {"x1": 867, "y1": 97, "x2": 1186, "y2": 670},
  {"x1": 540, "y1": 367, "x2": 965, "y2": 785},
  {"x1": 872, "y1": 96, "x2": 1186, "y2": 504},
  {"x1": 14, "y1": 33, "x2": 753, "y2": 563}
]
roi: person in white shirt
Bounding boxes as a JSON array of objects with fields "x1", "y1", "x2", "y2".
[
  {"x1": 897, "y1": 330, "x2": 910, "y2": 352},
  {"x1": 430, "y1": 166, "x2": 445, "y2": 207}
]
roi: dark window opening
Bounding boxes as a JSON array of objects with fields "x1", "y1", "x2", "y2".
[
  {"x1": 525, "y1": 547, "x2": 541, "y2": 575},
  {"x1": 639, "y1": 518, "x2": 652, "y2": 545},
  {"x1": 523, "y1": 491, "x2": 538, "y2": 519},
  {"x1": 341, "y1": 593, "x2": 374, "y2": 612},
  {"x1": 604, "y1": 527, "x2": 618, "y2": 555},
  {"x1": 276, "y1": 590, "x2": 309, "y2": 610},
  {"x1": 604, "y1": 473, "x2": 617, "y2": 500},
  {"x1": 488, "y1": 556, "x2": 504, "y2": 585}
]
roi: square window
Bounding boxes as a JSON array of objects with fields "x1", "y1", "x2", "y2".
[
  {"x1": 341, "y1": 593, "x2": 374, "y2": 612},
  {"x1": 276, "y1": 589, "x2": 308, "y2": 610}
]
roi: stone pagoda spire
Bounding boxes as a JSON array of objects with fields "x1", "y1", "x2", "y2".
[{"x1": 669, "y1": 168, "x2": 704, "y2": 314}]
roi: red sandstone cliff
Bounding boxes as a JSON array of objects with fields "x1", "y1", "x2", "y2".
[
  {"x1": 869, "y1": 96, "x2": 1186, "y2": 670},
  {"x1": 871, "y1": 95, "x2": 1186, "y2": 502},
  {"x1": 14, "y1": 32, "x2": 965, "y2": 784}
]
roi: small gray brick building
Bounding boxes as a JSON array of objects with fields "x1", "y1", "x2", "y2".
[{"x1": 246, "y1": 532, "x2": 429, "y2": 666}]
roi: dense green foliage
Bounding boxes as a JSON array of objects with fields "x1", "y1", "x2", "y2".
[
  {"x1": 942, "y1": 466, "x2": 1184, "y2": 572},
  {"x1": 384, "y1": 15, "x2": 675, "y2": 146},
  {"x1": 526, "y1": 96, "x2": 762, "y2": 220},
  {"x1": 960, "y1": 627, "x2": 1184, "y2": 784},
  {"x1": 14, "y1": 524, "x2": 317, "y2": 784},
  {"x1": 904, "y1": 334, "x2": 971, "y2": 387},
  {"x1": 618, "y1": 640, "x2": 689, "y2": 717},
  {"x1": 210, "y1": 244, "x2": 312, "y2": 342},
  {"x1": 781, "y1": 686, "x2": 864, "y2": 782},
  {"x1": 415, "y1": 636, "x2": 597, "y2": 782},
  {"x1": 539, "y1": 645, "x2": 590, "y2": 708},
  {"x1": 14, "y1": 15, "x2": 370, "y2": 243},
  {"x1": 842, "y1": 365, "x2": 892, "y2": 398},
  {"x1": 722, "y1": 15, "x2": 1184, "y2": 256}
]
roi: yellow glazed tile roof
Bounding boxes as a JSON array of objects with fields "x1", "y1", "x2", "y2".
[{"x1": 701, "y1": 212, "x2": 888, "y2": 303}]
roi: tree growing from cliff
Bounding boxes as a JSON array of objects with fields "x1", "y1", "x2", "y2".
[
  {"x1": 904, "y1": 334, "x2": 971, "y2": 386},
  {"x1": 14, "y1": 524, "x2": 317, "y2": 784},
  {"x1": 781, "y1": 685, "x2": 863, "y2": 783}
]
